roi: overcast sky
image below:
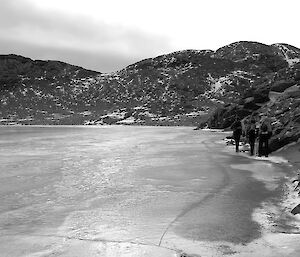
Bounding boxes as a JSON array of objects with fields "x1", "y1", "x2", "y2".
[{"x1": 0, "y1": 0, "x2": 299, "y2": 72}]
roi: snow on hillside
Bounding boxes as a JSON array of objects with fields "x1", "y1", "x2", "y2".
[
  {"x1": 232, "y1": 70, "x2": 256, "y2": 83},
  {"x1": 1, "y1": 41, "x2": 299, "y2": 131},
  {"x1": 205, "y1": 70, "x2": 256, "y2": 98},
  {"x1": 206, "y1": 73, "x2": 228, "y2": 95},
  {"x1": 273, "y1": 43, "x2": 300, "y2": 66}
]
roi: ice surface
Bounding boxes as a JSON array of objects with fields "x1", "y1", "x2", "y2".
[{"x1": 0, "y1": 126, "x2": 299, "y2": 257}]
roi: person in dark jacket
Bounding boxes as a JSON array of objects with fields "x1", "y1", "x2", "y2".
[
  {"x1": 231, "y1": 116, "x2": 243, "y2": 152},
  {"x1": 258, "y1": 118, "x2": 272, "y2": 157},
  {"x1": 247, "y1": 118, "x2": 258, "y2": 156}
]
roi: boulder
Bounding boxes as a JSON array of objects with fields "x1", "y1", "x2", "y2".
[
  {"x1": 271, "y1": 80, "x2": 295, "y2": 92},
  {"x1": 283, "y1": 84, "x2": 300, "y2": 98},
  {"x1": 291, "y1": 204, "x2": 300, "y2": 215}
]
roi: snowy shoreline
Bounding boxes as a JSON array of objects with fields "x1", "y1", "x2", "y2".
[
  {"x1": 221, "y1": 138, "x2": 300, "y2": 257},
  {"x1": 152, "y1": 136, "x2": 300, "y2": 257}
]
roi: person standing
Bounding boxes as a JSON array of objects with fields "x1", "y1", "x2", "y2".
[
  {"x1": 258, "y1": 117, "x2": 272, "y2": 157},
  {"x1": 247, "y1": 118, "x2": 258, "y2": 156},
  {"x1": 231, "y1": 116, "x2": 243, "y2": 152}
]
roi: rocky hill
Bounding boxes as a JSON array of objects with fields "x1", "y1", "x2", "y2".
[
  {"x1": 0, "y1": 54, "x2": 100, "y2": 124},
  {"x1": 0, "y1": 41, "x2": 300, "y2": 151},
  {"x1": 202, "y1": 42, "x2": 300, "y2": 151}
]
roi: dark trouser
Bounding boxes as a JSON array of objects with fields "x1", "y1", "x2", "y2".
[
  {"x1": 258, "y1": 134, "x2": 269, "y2": 157},
  {"x1": 234, "y1": 135, "x2": 241, "y2": 152},
  {"x1": 249, "y1": 137, "x2": 256, "y2": 156}
]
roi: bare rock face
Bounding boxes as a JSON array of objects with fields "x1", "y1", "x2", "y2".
[{"x1": 1, "y1": 42, "x2": 300, "y2": 151}]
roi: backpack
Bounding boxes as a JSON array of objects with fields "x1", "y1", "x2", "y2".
[{"x1": 261, "y1": 123, "x2": 268, "y2": 132}]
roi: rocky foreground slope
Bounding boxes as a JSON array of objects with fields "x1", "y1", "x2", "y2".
[{"x1": 0, "y1": 41, "x2": 299, "y2": 151}]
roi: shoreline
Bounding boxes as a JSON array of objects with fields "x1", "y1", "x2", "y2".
[
  {"x1": 223, "y1": 139, "x2": 300, "y2": 256},
  {"x1": 150, "y1": 133, "x2": 300, "y2": 257}
]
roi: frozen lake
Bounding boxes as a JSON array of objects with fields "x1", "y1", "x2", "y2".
[{"x1": 0, "y1": 126, "x2": 275, "y2": 256}]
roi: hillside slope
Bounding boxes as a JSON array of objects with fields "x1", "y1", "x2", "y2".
[{"x1": 0, "y1": 42, "x2": 300, "y2": 151}]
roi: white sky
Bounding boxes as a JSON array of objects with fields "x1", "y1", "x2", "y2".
[{"x1": 0, "y1": 0, "x2": 299, "y2": 72}]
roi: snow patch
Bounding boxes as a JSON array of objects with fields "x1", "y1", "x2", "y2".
[
  {"x1": 206, "y1": 73, "x2": 227, "y2": 94},
  {"x1": 116, "y1": 117, "x2": 136, "y2": 124},
  {"x1": 275, "y1": 43, "x2": 300, "y2": 66},
  {"x1": 101, "y1": 110, "x2": 127, "y2": 120}
]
